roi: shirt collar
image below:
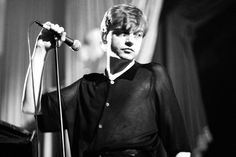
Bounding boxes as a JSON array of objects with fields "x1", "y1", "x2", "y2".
[{"x1": 104, "y1": 61, "x2": 140, "y2": 81}]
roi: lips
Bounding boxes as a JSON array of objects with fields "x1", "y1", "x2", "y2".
[{"x1": 122, "y1": 48, "x2": 134, "y2": 53}]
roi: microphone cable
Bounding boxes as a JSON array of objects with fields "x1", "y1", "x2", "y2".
[{"x1": 27, "y1": 20, "x2": 42, "y2": 157}]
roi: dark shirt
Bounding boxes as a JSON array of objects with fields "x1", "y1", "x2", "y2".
[{"x1": 38, "y1": 62, "x2": 191, "y2": 157}]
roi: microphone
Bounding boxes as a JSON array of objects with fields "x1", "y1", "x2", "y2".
[{"x1": 35, "y1": 20, "x2": 81, "y2": 51}]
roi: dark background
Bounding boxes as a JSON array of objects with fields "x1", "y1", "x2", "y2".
[{"x1": 193, "y1": 3, "x2": 236, "y2": 157}]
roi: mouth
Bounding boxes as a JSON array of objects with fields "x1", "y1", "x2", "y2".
[{"x1": 121, "y1": 48, "x2": 134, "y2": 53}]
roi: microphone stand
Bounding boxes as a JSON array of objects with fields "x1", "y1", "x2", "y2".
[{"x1": 54, "y1": 37, "x2": 66, "y2": 157}]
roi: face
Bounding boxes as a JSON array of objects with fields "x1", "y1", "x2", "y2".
[{"x1": 110, "y1": 29, "x2": 144, "y2": 60}]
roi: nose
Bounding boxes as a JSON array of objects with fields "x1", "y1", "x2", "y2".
[{"x1": 125, "y1": 35, "x2": 134, "y2": 47}]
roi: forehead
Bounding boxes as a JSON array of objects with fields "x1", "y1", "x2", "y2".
[{"x1": 108, "y1": 5, "x2": 146, "y2": 33}]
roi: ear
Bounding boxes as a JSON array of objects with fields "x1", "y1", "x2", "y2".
[
  {"x1": 101, "y1": 32, "x2": 108, "y2": 44},
  {"x1": 100, "y1": 31, "x2": 112, "y2": 53}
]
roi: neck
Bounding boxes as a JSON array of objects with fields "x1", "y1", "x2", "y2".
[{"x1": 106, "y1": 56, "x2": 134, "y2": 75}]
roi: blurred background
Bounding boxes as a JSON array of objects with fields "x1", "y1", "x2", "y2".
[{"x1": 0, "y1": 0, "x2": 235, "y2": 157}]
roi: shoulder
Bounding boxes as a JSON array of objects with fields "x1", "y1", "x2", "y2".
[
  {"x1": 138, "y1": 62, "x2": 167, "y2": 76},
  {"x1": 83, "y1": 73, "x2": 106, "y2": 82},
  {"x1": 138, "y1": 62, "x2": 172, "y2": 87}
]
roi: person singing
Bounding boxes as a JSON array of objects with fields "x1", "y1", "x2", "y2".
[{"x1": 21, "y1": 4, "x2": 191, "y2": 157}]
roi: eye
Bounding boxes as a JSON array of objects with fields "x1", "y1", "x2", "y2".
[
  {"x1": 113, "y1": 29, "x2": 130, "y2": 37},
  {"x1": 121, "y1": 33, "x2": 127, "y2": 37},
  {"x1": 134, "y1": 32, "x2": 143, "y2": 38},
  {"x1": 113, "y1": 30, "x2": 122, "y2": 36},
  {"x1": 113, "y1": 30, "x2": 123, "y2": 35}
]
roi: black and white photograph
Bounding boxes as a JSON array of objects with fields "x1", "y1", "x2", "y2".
[{"x1": 0, "y1": 0, "x2": 235, "y2": 157}]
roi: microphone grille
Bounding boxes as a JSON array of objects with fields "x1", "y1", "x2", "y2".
[{"x1": 72, "y1": 40, "x2": 81, "y2": 51}]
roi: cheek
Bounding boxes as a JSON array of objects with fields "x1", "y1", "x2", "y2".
[
  {"x1": 134, "y1": 40, "x2": 143, "y2": 51},
  {"x1": 110, "y1": 40, "x2": 121, "y2": 54},
  {"x1": 111, "y1": 38, "x2": 123, "y2": 49},
  {"x1": 111, "y1": 39, "x2": 117, "y2": 50}
]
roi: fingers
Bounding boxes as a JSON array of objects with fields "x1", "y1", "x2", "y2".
[
  {"x1": 57, "y1": 32, "x2": 67, "y2": 47},
  {"x1": 37, "y1": 39, "x2": 51, "y2": 48},
  {"x1": 40, "y1": 22, "x2": 59, "y2": 35},
  {"x1": 60, "y1": 32, "x2": 66, "y2": 42},
  {"x1": 37, "y1": 21, "x2": 66, "y2": 50},
  {"x1": 43, "y1": 21, "x2": 65, "y2": 35},
  {"x1": 51, "y1": 23, "x2": 65, "y2": 34}
]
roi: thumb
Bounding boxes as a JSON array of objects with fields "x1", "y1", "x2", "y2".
[{"x1": 57, "y1": 32, "x2": 67, "y2": 47}]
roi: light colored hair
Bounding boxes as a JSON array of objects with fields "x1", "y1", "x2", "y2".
[{"x1": 100, "y1": 4, "x2": 147, "y2": 44}]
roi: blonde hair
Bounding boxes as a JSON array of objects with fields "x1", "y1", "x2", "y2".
[{"x1": 100, "y1": 4, "x2": 147, "y2": 44}]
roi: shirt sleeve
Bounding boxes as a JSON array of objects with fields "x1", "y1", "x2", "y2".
[
  {"x1": 152, "y1": 63, "x2": 191, "y2": 156},
  {"x1": 37, "y1": 79, "x2": 81, "y2": 132}
]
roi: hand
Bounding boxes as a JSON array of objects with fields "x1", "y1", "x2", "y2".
[
  {"x1": 36, "y1": 21, "x2": 66, "y2": 51},
  {"x1": 175, "y1": 152, "x2": 191, "y2": 157}
]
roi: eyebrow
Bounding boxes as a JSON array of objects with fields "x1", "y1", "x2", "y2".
[
  {"x1": 134, "y1": 29, "x2": 144, "y2": 33},
  {"x1": 113, "y1": 27, "x2": 144, "y2": 33}
]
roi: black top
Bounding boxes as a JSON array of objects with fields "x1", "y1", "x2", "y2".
[{"x1": 38, "y1": 62, "x2": 191, "y2": 157}]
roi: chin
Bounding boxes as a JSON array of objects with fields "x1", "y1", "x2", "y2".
[
  {"x1": 121, "y1": 54, "x2": 135, "y2": 60},
  {"x1": 121, "y1": 57, "x2": 134, "y2": 61}
]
